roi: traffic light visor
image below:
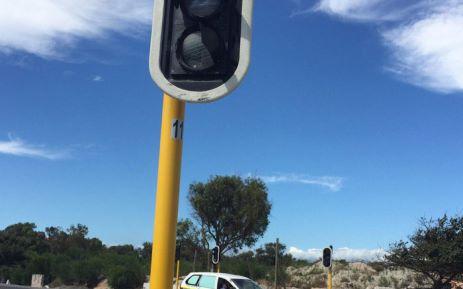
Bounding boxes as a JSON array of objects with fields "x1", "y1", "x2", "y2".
[{"x1": 181, "y1": 0, "x2": 224, "y2": 19}]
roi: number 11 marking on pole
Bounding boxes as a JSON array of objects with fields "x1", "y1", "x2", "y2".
[{"x1": 172, "y1": 119, "x2": 184, "y2": 140}]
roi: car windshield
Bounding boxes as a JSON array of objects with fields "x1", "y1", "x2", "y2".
[{"x1": 231, "y1": 279, "x2": 262, "y2": 289}]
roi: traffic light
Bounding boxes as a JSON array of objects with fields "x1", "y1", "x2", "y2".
[
  {"x1": 322, "y1": 247, "x2": 332, "y2": 268},
  {"x1": 150, "y1": 0, "x2": 254, "y2": 102},
  {"x1": 211, "y1": 246, "x2": 220, "y2": 265},
  {"x1": 175, "y1": 244, "x2": 181, "y2": 261}
]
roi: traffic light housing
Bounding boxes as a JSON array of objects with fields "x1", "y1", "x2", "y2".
[
  {"x1": 211, "y1": 246, "x2": 220, "y2": 265},
  {"x1": 175, "y1": 244, "x2": 181, "y2": 261},
  {"x1": 322, "y1": 247, "x2": 332, "y2": 268},
  {"x1": 150, "y1": 0, "x2": 254, "y2": 102}
]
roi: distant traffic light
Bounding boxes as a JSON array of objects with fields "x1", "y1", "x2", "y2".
[
  {"x1": 150, "y1": 0, "x2": 254, "y2": 102},
  {"x1": 322, "y1": 247, "x2": 332, "y2": 268},
  {"x1": 175, "y1": 245, "x2": 181, "y2": 261},
  {"x1": 211, "y1": 246, "x2": 220, "y2": 265}
]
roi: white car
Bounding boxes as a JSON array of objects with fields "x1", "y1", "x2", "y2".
[{"x1": 181, "y1": 272, "x2": 262, "y2": 289}]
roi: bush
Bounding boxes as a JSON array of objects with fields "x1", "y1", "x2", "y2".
[
  {"x1": 341, "y1": 277, "x2": 349, "y2": 283},
  {"x1": 73, "y1": 258, "x2": 103, "y2": 287},
  {"x1": 414, "y1": 274, "x2": 427, "y2": 286},
  {"x1": 50, "y1": 255, "x2": 73, "y2": 284},
  {"x1": 48, "y1": 277, "x2": 64, "y2": 288},
  {"x1": 351, "y1": 273, "x2": 360, "y2": 281},
  {"x1": 108, "y1": 265, "x2": 145, "y2": 289},
  {"x1": 369, "y1": 262, "x2": 386, "y2": 273},
  {"x1": 309, "y1": 275, "x2": 326, "y2": 288},
  {"x1": 378, "y1": 276, "x2": 391, "y2": 287},
  {"x1": 334, "y1": 260, "x2": 349, "y2": 272},
  {"x1": 2, "y1": 266, "x2": 29, "y2": 285},
  {"x1": 309, "y1": 268, "x2": 324, "y2": 275}
]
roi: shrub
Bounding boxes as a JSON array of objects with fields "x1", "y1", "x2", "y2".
[
  {"x1": 341, "y1": 277, "x2": 349, "y2": 283},
  {"x1": 378, "y1": 276, "x2": 391, "y2": 287},
  {"x1": 73, "y1": 258, "x2": 103, "y2": 287},
  {"x1": 108, "y1": 265, "x2": 145, "y2": 289},
  {"x1": 369, "y1": 262, "x2": 386, "y2": 273},
  {"x1": 390, "y1": 277, "x2": 399, "y2": 289},
  {"x1": 414, "y1": 274, "x2": 427, "y2": 286},
  {"x1": 310, "y1": 275, "x2": 326, "y2": 288},
  {"x1": 309, "y1": 268, "x2": 324, "y2": 275}
]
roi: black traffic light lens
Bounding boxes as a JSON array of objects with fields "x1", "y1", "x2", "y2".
[
  {"x1": 181, "y1": 0, "x2": 224, "y2": 19},
  {"x1": 178, "y1": 27, "x2": 222, "y2": 72}
]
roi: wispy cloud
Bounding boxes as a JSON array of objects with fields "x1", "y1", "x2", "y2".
[
  {"x1": 0, "y1": 135, "x2": 70, "y2": 160},
  {"x1": 311, "y1": 0, "x2": 390, "y2": 21},
  {"x1": 383, "y1": 1, "x2": 463, "y2": 93},
  {"x1": 306, "y1": 0, "x2": 420, "y2": 21},
  {"x1": 288, "y1": 246, "x2": 387, "y2": 262},
  {"x1": 257, "y1": 173, "x2": 344, "y2": 192},
  {"x1": 0, "y1": 0, "x2": 151, "y2": 59},
  {"x1": 294, "y1": 0, "x2": 463, "y2": 93},
  {"x1": 92, "y1": 75, "x2": 103, "y2": 82}
]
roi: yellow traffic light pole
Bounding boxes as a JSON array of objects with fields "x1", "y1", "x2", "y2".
[
  {"x1": 328, "y1": 267, "x2": 333, "y2": 289},
  {"x1": 176, "y1": 260, "x2": 181, "y2": 289},
  {"x1": 150, "y1": 94, "x2": 186, "y2": 289}
]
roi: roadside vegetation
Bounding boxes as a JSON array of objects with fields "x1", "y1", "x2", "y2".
[{"x1": 0, "y1": 175, "x2": 462, "y2": 289}]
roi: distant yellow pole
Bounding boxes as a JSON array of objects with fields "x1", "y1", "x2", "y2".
[
  {"x1": 328, "y1": 267, "x2": 332, "y2": 289},
  {"x1": 176, "y1": 260, "x2": 181, "y2": 289},
  {"x1": 217, "y1": 263, "x2": 220, "y2": 273},
  {"x1": 150, "y1": 94, "x2": 186, "y2": 289}
]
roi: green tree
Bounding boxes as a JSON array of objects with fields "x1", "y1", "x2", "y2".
[
  {"x1": 108, "y1": 265, "x2": 145, "y2": 289},
  {"x1": 386, "y1": 214, "x2": 463, "y2": 289},
  {"x1": 0, "y1": 222, "x2": 150, "y2": 287},
  {"x1": 0, "y1": 223, "x2": 49, "y2": 266},
  {"x1": 73, "y1": 258, "x2": 104, "y2": 287},
  {"x1": 255, "y1": 242, "x2": 291, "y2": 286},
  {"x1": 0, "y1": 223, "x2": 49, "y2": 284},
  {"x1": 139, "y1": 242, "x2": 152, "y2": 265},
  {"x1": 188, "y1": 175, "x2": 271, "y2": 254},
  {"x1": 256, "y1": 242, "x2": 292, "y2": 266},
  {"x1": 176, "y1": 219, "x2": 201, "y2": 261}
]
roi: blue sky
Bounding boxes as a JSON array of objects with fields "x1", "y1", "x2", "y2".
[{"x1": 1, "y1": 0, "x2": 463, "y2": 261}]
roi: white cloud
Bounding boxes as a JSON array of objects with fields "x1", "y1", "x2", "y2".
[
  {"x1": 306, "y1": 0, "x2": 463, "y2": 93},
  {"x1": 92, "y1": 75, "x2": 103, "y2": 82},
  {"x1": 383, "y1": 2, "x2": 463, "y2": 93},
  {"x1": 314, "y1": 0, "x2": 392, "y2": 21},
  {"x1": 294, "y1": 0, "x2": 415, "y2": 20},
  {"x1": 0, "y1": 0, "x2": 152, "y2": 59},
  {"x1": 311, "y1": 0, "x2": 434, "y2": 21},
  {"x1": 258, "y1": 173, "x2": 344, "y2": 192},
  {"x1": 0, "y1": 135, "x2": 70, "y2": 160},
  {"x1": 288, "y1": 246, "x2": 387, "y2": 262}
]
